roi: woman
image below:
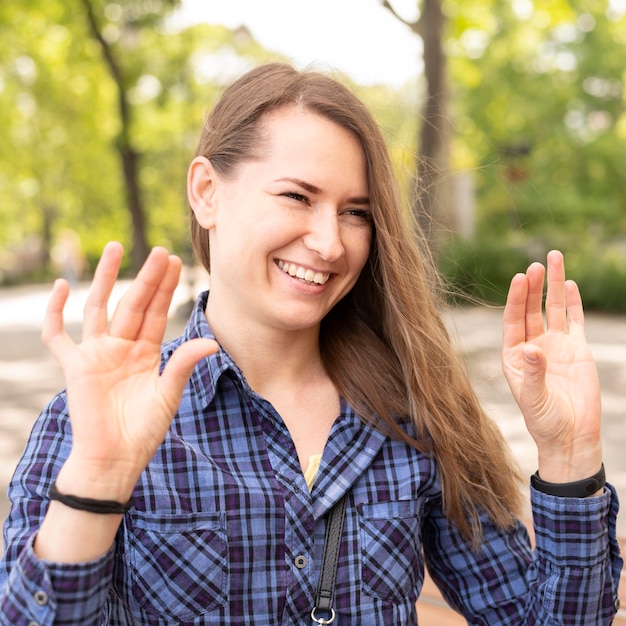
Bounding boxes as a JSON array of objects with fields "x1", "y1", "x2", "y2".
[{"x1": 0, "y1": 63, "x2": 621, "y2": 624}]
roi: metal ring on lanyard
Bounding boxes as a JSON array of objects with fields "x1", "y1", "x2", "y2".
[{"x1": 311, "y1": 607, "x2": 336, "y2": 624}]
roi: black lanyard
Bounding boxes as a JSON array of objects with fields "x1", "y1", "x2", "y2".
[{"x1": 311, "y1": 495, "x2": 348, "y2": 624}]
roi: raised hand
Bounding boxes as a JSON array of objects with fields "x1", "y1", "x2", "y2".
[
  {"x1": 501, "y1": 250, "x2": 602, "y2": 483},
  {"x1": 42, "y1": 242, "x2": 218, "y2": 499}
]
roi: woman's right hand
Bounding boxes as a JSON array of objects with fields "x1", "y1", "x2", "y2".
[{"x1": 42, "y1": 242, "x2": 218, "y2": 501}]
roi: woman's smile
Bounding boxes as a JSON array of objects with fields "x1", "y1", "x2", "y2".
[{"x1": 275, "y1": 259, "x2": 331, "y2": 286}]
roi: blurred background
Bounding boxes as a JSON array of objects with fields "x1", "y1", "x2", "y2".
[
  {"x1": 1, "y1": 0, "x2": 625, "y2": 534},
  {"x1": 1, "y1": 0, "x2": 625, "y2": 302}
]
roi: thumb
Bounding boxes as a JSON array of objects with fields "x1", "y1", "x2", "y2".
[
  {"x1": 521, "y1": 345, "x2": 548, "y2": 411},
  {"x1": 160, "y1": 338, "x2": 219, "y2": 404}
]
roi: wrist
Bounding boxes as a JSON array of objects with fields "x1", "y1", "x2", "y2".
[
  {"x1": 49, "y1": 481, "x2": 134, "y2": 514},
  {"x1": 536, "y1": 440, "x2": 603, "y2": 484},
  {"x1": 57, "y1": 458, "x2": 139, "y2": 503}
]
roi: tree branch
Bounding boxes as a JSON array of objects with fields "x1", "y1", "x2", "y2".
[
  {"x1": 78, "y1": 0, "x2": 149, "y2": 270},
  {"x1": 381, "y1": 0, "x2": 420, "y2": 34},
  {"x1": 79, "y1": 0, "x2": 130, "y2": 133}
]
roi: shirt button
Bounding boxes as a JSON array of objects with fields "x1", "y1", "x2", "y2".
[
  {"x1": 294, "y1": 555, "x2": 307, "y2": 569},
  {"x1": 614, "y1": 597, "x2": 621, "y2": 611},
  {"x1": 28, "y1": 622, "x2": 40, "y2": 626},
  {"x1": 33, "y1": 590, "x2": 48, "y2": 605}
]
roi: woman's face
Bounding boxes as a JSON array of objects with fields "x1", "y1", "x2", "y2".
[{"x1": 201, "y1": 106, "x2": 372, "y2": 335}]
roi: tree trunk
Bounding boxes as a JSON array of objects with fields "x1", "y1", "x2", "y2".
[
  {"x1": 81, "y1": 0, "x2": 149, "y2": 272},
  {"x1": 382, "y1": 0, "x2": 451, "y2": 243},
  {"x1": 415, "y1": 0, "x2": 451, "y2": 241},
  {"x1": 119, "y1": 143, "x2": 149, "y2": 272}
]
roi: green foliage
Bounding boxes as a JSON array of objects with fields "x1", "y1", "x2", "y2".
[
  {"x1": 2, "y1": 0, "x2": 625, "y2": 315},
  {"x1": 0, "y1": 0, "x2": 416, "y2": 282},
  {"x1": 448, "y1": 0, "x2": 626, "y2": 237},
  {"x1": 440, "y1": 231, "x2": 626, "y2": 314},
  {"x1": 440, "y1": 0, "x2": 626, "y2": 312},
  {"x1": 0, "y1": 1, "x2": 284, "y2": 280},
  {"x1": 438, "y1": 235, "x2": 531, "y2": 305}
]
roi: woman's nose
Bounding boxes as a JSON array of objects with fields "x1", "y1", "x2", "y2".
[{"x1": 302, "y1": 209, "x2": 345, "y2": 262}]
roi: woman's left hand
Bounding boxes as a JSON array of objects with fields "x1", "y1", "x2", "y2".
[{"x1": 501, "y1": 250, "x2": 602, "y2": 483}]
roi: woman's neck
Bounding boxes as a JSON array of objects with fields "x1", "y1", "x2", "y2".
[{"x1": 204, "y1": 299, "x2": 325, "y2": 395}]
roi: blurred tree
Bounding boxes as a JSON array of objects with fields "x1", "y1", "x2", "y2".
[
  {"x1": 0, "y1": 0, "x2": 121, "y2": 278},
  {"x1": 448, "y1": 0, "x2": 626, "y2": 244},
  {"x1": 0, "y1": 1, "x2": 271, "y2": 278},
  {"x1": 440, "y1": 0, "x2": 626, "y2": 309},
  {"x1": 78, "y1": 0, "x2": 161, "y2": 271},
  {"x1": 382, "y1": 0, "x2": 451, "y2": 240}
]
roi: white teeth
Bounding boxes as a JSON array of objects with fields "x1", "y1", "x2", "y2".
[{"x1": 277, "y1": 260, "x2": 330, "y2": 285}]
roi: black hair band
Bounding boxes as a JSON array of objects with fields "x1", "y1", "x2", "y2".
[
  {"x1": 48, "y1": 481, "x2": 134, "y2": 514},
  {"x1": 531, "y1": 463, "x2": 606, "y2": 498}
]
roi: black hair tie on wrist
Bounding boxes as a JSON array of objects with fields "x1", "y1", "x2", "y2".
[
  {"x1": 530, "y1": 463, "x2": 606, "y2": 498},
  {"x1": 48, "y1": 481, "x2": 134, "y2": 514}
]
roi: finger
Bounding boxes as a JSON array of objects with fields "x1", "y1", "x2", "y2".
[
  {"x1": 42, "y1": 279, "x2": 76, "y2": 362},
  {"x1": 502, "y1": 272, "x2": 529, "y2": 350},
  {"x1": 545, "y1": 250, "x2": 567, "y2": 333},
  {"x1": 524, "y1": 262, "x2": 546, "y2": 339},
  {"x1": 565, "y1": 278, "x2": 586, "y2": 338},
  {"x1": 135, "y1": 255, "x2": 183, "y2": 345},
  {"x1": 158, "y1": 338, "x2": 219, "y2": 410},
  {"x1": 82, "y1": 242, "x2": 125, "y2": 338},
  {"x1": 108, "y1": 247, "x2": 172, "y2": 340}
]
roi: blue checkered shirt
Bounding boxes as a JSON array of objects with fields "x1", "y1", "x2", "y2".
[{"x1": 1, "y1": 292, "x2": 622, "y2": 624}]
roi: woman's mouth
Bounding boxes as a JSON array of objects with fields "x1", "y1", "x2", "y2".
[{"x1": 276, "y1": 260, "x2": 330, "y2": 285}]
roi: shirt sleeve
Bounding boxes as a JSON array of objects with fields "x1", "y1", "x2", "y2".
[
  {"x1": 0, "y1": 392, "x2": 117, "y2": 626},
  {"x1": 0, "y1": 534, "x2": 114, "y2": 626},
  {"x1": 422, "y1": 484, "x2": 623, "y2": 625}
]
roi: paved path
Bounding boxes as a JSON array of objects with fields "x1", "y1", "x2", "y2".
[{"x1": 1, "y1": 280, "x2": 625, "y2": 539}]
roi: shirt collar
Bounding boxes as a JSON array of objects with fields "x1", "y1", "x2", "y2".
[{"x1": 165, "y1": 291, "x2": 243, "y2": 409}]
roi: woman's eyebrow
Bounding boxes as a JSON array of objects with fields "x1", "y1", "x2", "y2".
[{"x1": 275, "y1": 177, "x2": 370, "y2": 205}]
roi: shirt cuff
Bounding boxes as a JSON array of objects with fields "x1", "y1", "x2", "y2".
[
  {"x1": 10, "y1": 533, "x2": 115, "y2": 624},
  {"x1": 530, "y1": 482, "x2": 618, "y2": 565}
]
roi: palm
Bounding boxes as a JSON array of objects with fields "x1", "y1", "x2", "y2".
[
  {"x1": 62, "y1": 337, "x2": 174, "y2": 464},
  {"x1": 501, "y1": 251, "x2": 601, "y2": 472},
  {"x1": 503, "y1": 328, "x2": 599, "y2": 447},
  {"x1": 43, "y1": 243, "x2": 217, "y2": 482}
]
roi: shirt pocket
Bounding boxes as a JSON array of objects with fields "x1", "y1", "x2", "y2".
[
  {"x1": 127, "y1": 509, "x2": 229, "y2": 621},
  {"x1": 358, "y1": 499, "x2": 424, "y2": 604}
]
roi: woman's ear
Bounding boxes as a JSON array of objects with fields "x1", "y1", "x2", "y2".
[{"x1": 188, "y1": 156, "x2": 218, "y2": 229}]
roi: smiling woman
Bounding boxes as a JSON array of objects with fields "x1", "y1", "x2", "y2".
[
  {"x1": 188, "y1": 106, "x2": 372, "y2": 346},
  {"x1": 0, "y1": 62, "x2": 622, "y2": 625}
]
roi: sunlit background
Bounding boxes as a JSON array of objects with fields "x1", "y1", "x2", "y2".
[{"x1": 2, "y1": 0, "x2": 625, "y2": 304}]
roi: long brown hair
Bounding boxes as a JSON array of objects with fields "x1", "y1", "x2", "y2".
[{"x1": 190, "y1": 63, "x2": 523, "y2": 543}]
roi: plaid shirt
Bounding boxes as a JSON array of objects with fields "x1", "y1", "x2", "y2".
[{"x1": 1, "y1": 292, "x2": 622, "y2": 625}]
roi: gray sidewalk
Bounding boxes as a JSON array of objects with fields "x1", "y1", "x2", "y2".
[{"x1": 1, "y1": 281, "x2": 625, "y2": 538}]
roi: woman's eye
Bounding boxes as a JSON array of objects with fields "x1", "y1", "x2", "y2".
[
  {"x1": 345, "y1": 208, "x2": 372, "y2": 221},
  {"x1": 284, "y1": 191, "x2": 308, "y2": 203}
]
